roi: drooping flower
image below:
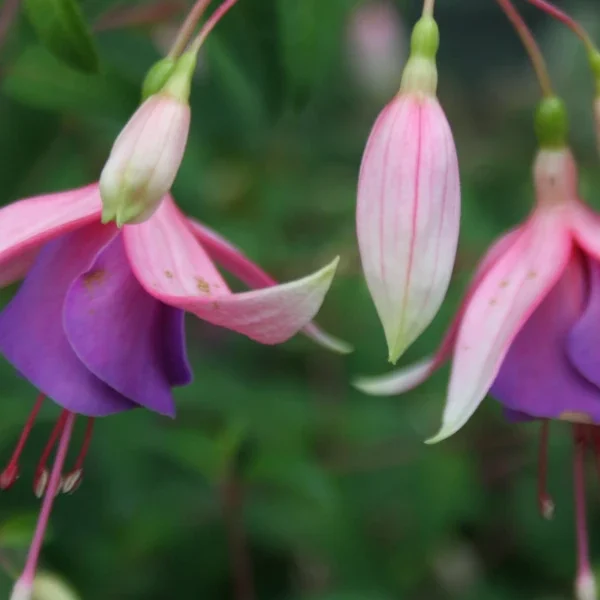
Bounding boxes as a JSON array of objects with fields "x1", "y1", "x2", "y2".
[
  {"x1": 355, "y1": 98, "x2": 600, "y2": 597},
  {"x1": 0, "y1": 184, "x2": 341, "y2": 599},
  {"x1": 356, "y1": 14, "x2": 460, "y2": 364}
]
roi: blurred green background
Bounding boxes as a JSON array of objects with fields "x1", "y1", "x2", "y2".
[{"x1": 1, "y1": 0, "x2": 600, "y2": 598}]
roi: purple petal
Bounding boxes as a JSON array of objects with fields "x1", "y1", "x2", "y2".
[
  {"x1": 567, "y1": 255, "x2": 600, "y2": 390},
  {"x1": 64, "y1": 235, "x2": 189, "y2": 417},
  {"x1": 490, "y1": 254, "x2": 600, "y2": 423},
  {"x1": 161, "y1": 307, "x2": 193, "y2": 387},
  {"x1": 0, "y1": 224, "x2": 136, "y2": 416}
]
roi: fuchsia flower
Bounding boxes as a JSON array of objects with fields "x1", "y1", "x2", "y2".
[
  {"x1": 356, "y1": 15, "x2": 460, "y2": 364},
  {"x1": 356, "y1": 146, "x2": 600, "y2": 595},
  {"x1": 0, "y1": 184, "x2": 340, "y2": 598}
]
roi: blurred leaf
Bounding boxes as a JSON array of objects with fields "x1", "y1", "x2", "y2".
[
  {"x1": 3, "y1": 46, "x2": 137, "y2": 118},
  {"x1": 0, "y1": 513, "x2": 51, "y2": 549},
  {"x1": 24, "y1": 0, "x2": 99, "y2": 73},
  {"x1": 204, "y1": 34, "x2": 266, "y2": 135},
  {"x1": 249, "y1": 454, "x2": 338, "y2": 510},
  {"x1": 277, "y1": 0, "x2": 355, "y2": 109}
]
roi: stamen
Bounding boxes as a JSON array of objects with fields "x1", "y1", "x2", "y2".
[
  {"x1": 33, "y1": 410, "x2": 68, "y2": 498},
  {"x1": 62, "y1": 418, "x2": 95, "y2": 494},
  {"x1": 537, "y1": 420, "x2": 555, "y2": 519},
  {"x1": 10, "y1": 412, "x2": 76, "y2": 600},
  {"x1": 0, "y1": 394, "x2": 45, "y2": 490},
  {"x1": 573, "y1": 425, "x2": 597, "y2": 600}
]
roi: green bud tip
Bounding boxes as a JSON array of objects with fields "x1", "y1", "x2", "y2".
[
  {"x1": 410, "y1": 16, "x2": 439, "y2": 60},
  {"x1": 161, "y1": 50, "x2": 198, "y2": 103},
  {"x1": 589, "y1": 49, "x2": 600, "y2": 95},
  {"x1": 141, "y1": 57, "x2": 177, "y2": 102},
  {"x1": 535, "y1": 96, "x2": 568, "y2": 149}
]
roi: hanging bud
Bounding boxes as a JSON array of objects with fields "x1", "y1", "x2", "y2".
[
  {"x1": 356, "y1": 14, "x2": 460, "y2": 363},
  {"x1": 99, "y1": 51, "x2": 196, "y2": 226}
]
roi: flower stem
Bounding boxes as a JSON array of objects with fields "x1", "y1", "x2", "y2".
[
  {"x1": 189, "y1": 0, "x2": 239, "y2": 55},
  {"x1": 495, "y1": 0, "x2": 553, "y2": 97},
  {"x1": 12, "y1": 412, "x2": 76, "y2": 595},
  {"x1": 168, "y1": 0, "x2": 213, "y2": 59},
  {"x1": 526, "y1": 0, "x2": 595, "y2": 52},
  {"x1": 220, "y1": 473, "x2": 255, "y2": 600},
  {"x1": 422, "y1": 0, "x2": 435, "y2": 17}
]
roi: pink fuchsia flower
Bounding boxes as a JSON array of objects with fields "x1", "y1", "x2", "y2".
[
  {"x1": 356, "y1": 15, "x2": 460, "y2": 364},
  {"x1": 356, "y1": 144, "x2": 600, "y2": 596},
  {"x1": 0, "y1": 184, "x2": 341, "y2": 599}
]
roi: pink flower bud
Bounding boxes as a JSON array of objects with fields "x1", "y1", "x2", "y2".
[
  {"x1": 346, "y1": 1, "x2": 407, "y2": 100},
  {"x1": 99, "y1": 92, "x2": 190, "y2": 226},
  {"x1": 356, "y1": 15, "x2": 459, "y2": 363},
  {"x1": 357, "y1": 92, "x2": 460, "y2": 363},
  {"x1": 100, "y1": 51, "x2": 196, "y2": 226}
]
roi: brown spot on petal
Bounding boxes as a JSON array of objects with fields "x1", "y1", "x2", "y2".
[
  {"x1": 499, "y1": 280, "x2": 509, "y2": 288},
  {"x1": 489, "y1": 298, "x2": 498, "y2": 306},
  {"x1": 83, "y1": 269, "x2": 106, "y2": 290},
  {"x1": 527, "y1": 271, "x2": 537, "y2": 279},
  {"x1": 212, "y1": 301, "x2": 220, "y2": 310},
  {"x1": 165, "y1": 270, "x2": 174, "y2": 279},
  {"x1": 559, "y1": 411, "x2": 594, "y2": 424},
  {"x1": 196, "y1": 277, "x2": 210, "y2": 294}
]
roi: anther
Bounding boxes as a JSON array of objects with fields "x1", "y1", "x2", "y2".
[
  {"x1": 0, "y1": 394, "x2": 45, "y2": 490},
  {"x1": 62, "y1": 418, "x2": 94, "y2": 494},
  {"x1": 33, "y1": 410, "x2": 68, "y2": 497}
]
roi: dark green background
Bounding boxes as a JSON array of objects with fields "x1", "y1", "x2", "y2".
[{"x1": 0, "y1": 0, "x2": 599, "y2": 598}]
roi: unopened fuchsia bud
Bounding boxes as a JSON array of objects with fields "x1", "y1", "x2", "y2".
[
  {"x1": 356, "y1": 14, "x2": 460, "y2": 363},
  {"x1": 99, "y1": 51, "x2": 195, "y2": 226}
]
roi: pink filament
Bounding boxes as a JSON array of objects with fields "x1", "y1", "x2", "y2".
[
  {"x1": 15, "y1": 411, "x2": 76, "y2": 588},
  {"x1": 0, "y1": 394, "x2": 45, "y2": 487},
  {"x1": 537, "y1": 420, "x2": 554, "y2": 519},
  {"x1": 573, "y1": 425, "x2": 592, "y2": 584}
]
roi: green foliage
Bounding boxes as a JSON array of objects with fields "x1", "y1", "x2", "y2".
[
  {"x1": 0, "y1": 1, "x2": 598, "y2": 599},
  {"x1": 23, "y1": 0, "x2": 99, "y2": 73}
]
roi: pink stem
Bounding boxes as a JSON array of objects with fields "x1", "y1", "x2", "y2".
[
  {"x1": 190, "y1": 0, "x2": 239, "y2": 53},
  {"x1": 17, "y1": 412, "x2": 76, "y2": 587},
  {"x1": 168, "y1": 0, "x2": 213, "y2": 58},
  {"x1": 526, "y1": 0, "x2": 593, "y2": 50}
]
